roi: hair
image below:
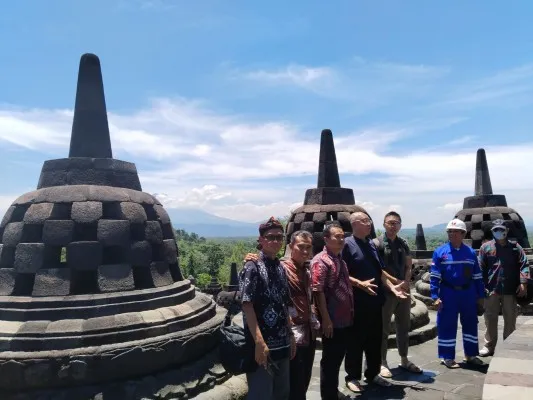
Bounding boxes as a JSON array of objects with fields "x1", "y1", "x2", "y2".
[
  {"x1": 323, "y1": 221, "x2": 343, "y2": 238},
  {"x1": 290, "y1": 230, "x2": 313, "y2": 245},
  {"x1": 384, "y1": 211, "x2": 402, "y2": 223}
]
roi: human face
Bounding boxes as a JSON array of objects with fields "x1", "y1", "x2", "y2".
[
  {"x1": 324, "y1": 227, "x2": 345, "y2": 254},
  {"x1": 383, "y1": 216, "x2": 401, "y2": 238},
  {"x1": 259, "y1": 228, "x2": 284, "y2": 257},
  {"x1": 492, "y1": 227, "x2": 509, "y2": 241},
  {"x1": 351, "y1": 212, "x2": 373, "y2": 238},
  {"x1": 289, "y1": 235, "x2": 313, "y2": 265},
  {"x1": 447, "y1": 229, "x2": 465, "y2": 247}
]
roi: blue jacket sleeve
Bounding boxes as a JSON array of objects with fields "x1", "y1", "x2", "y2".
[
  {"x1": 471, "y1": 250, "x2": 486, "y2": 298},
  {"x1": 429, "y1": 250, "x2": 442, "y2": 300}
]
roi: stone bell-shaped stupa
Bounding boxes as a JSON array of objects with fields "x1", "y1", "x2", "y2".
[
  {"x1": 0, "y1": 54, "x2": 224, "y2": 396},
  {"x1": 285, "y1": 129, "x2": 373, "y2": 255},
  {"x1": 454, "y1": 148, "x2": 530, "y2": 249}
]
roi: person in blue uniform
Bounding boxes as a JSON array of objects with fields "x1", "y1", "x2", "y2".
[{"x1": 429, "y1": 219, "x2": 486, "y2": 369}]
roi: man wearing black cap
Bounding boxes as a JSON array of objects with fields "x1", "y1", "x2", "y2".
[
  {"x1": 478, "y1": 219, "x2": 530, "y2": 357},
  {"x1": 239, "y1": 217, "x2": 296, "y2": 400}
]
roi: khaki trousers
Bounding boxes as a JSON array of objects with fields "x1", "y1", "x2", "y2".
[
  {"x1": 483, "y1": 294, "x2": 518, "y2": 351},
  {"x1": 381, "y1": 292, "x2": 411, "y2": 361}
]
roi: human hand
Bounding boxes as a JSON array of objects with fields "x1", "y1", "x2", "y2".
[
  {"x1": 517, "y1": 283, "x2": 527, "y2": 298},
  {"x1": 255, "y1": 339, "x2": 269, "y2": 368},
  {"x1": 358, "y1": 278, "x2": 378, "y2": 296},
  {"x1": 244, "y1": 253, "x2": 259, "y2": 263},
  {"x1": 433, "y1": 298, "x2": 443, "y2": 311},
  {"x1": 322, "y1": 316, "x2": 333, "y2": 338},
  {"x1": 392, "y1": 283, "x2": 409, "y2": 299},
  {"x1": 399, "y1": 280, "x2": 411, "y2": 292}
]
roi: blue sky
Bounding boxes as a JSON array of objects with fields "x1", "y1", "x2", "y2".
[{"x1": 1, "y1": 0, "x2": 533, "y2": 228}]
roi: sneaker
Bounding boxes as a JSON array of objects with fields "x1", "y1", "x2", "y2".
[
  {"x1": 380, "y1": 365, "x2": 392, "y2": 378},
  {"x1": 346, "y1": 379, "x2": 362, "y2": 393},
  {"x1": 479, "y1": 347, "x2": 494, "y2": 357},
  {"x1": 373, "y1": 375, "x2": 392, "y2": 387}
]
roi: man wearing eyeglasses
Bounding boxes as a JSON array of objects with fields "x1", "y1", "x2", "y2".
[
  {"x1": 342, "y1": 212, "x2": 408, "y2": 393},
  {"x1": 239, "y1": 217, "x2": 297, "y2": 400},
  {"x1": 478, "y1": 219, "x2": 529, "y2": 357},
  {"x1": 373, "y1": 211, "x2": 422, "y2": 378}
]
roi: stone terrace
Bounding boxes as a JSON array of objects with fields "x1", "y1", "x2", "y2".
[{"x1": 307, "y1": 312, "x2": 533, "y2": 400}]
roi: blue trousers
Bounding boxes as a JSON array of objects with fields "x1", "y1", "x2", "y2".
[{"x1": 437, "y1": 286, "x2": 479, "y2": 360}]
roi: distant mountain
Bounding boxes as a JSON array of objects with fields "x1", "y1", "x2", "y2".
[{"x1": 165, "y1": 208, "x2": 258, "y2": 237}]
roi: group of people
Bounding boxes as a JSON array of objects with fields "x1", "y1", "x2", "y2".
[{"x1": 238, "y1": 213, "x2": 530, "y2": 400}]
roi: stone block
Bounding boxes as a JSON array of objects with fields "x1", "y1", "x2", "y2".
[
  {"x1": 130, "y1": 241, "x2": 152, "y2": 266},
  {"x1": 67, "y1": 241, "x2": 103, "y2": 270},
  {"x1": 145, "y1": 221, "x2": 163, "y2": 243},
  {"x1": 293, "y1": 213, "x2": 305, "y2": 224},
  {"x1": 471, "y1": 214, "x2": 483, "y2": 223},
  {"x1": 300, "y1": 221, "x2": 314, "y2": 232},
  {"x1": 98, "y1": 264, "x2": 135, "y2": 292},
  {"x1": 88, "y1": 186, "x2": 130, "y2": 202},
  {"x1": 151, "y1": 262, "x2": 174, "y2": 287},
  {"x1": 36, "y1": 186, "x2": 89, "y2": 203},
  {"x1": 0, "y1": 268, "x2": 16, "y2": 295},
  {"x1": 153, "y1": 204, "x2": 171, "y2": 224},
  {"x1": 0, "y1": 206, "x2": 15, "y2": 227},
  {"x1": 32, "y1": 268, "x2": 71, "y2": 296},
  {"x1": 312, "y1": 212, "x2": 328, "y2": 223},
  {"x1": 2, "y1": 222, "x2": 24, "y2": 246},
  {"x1": 162, "y1": 239, "x2": 178, "y2": 263},
  {"x1": 71, "y1": 201, "x2": 103, "y2": 223},
  {"x1": 14, "y1": 243, "x2": 46, "y2": 273},
  {"x1": 97, "y1": 220, "x2": 130, "y2": 246},
  {"x1": 120, "y1": 202, "x2": 147, "y2": 223},
  {"x1": 42, "y1": 220, "x2": 74, "y2": 245},
  {"x1": 0, "y1": 244, "x2": 15, "y2": 267},
  {"x1": 23, "y1": 203, "x2": 54, "y2": 223}
]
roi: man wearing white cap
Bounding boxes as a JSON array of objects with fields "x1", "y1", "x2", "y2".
[
  {"x1": 478, "y1": 219, "x2": 530, "y2": 357},
  {"x1": 429, "y1": 219, "x2": 486, "y2": 368}
]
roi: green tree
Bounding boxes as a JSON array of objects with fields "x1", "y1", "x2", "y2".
[
  {"x1": 206, "y1": 243, "x2": 224, "y2": 276},
  {"x1": 187, "y1": 253, "x2": 196, "y2": 277}
]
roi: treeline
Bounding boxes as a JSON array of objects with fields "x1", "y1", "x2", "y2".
[{"x1": 175, "y1": 228, "x2": 533, "y2": 288}]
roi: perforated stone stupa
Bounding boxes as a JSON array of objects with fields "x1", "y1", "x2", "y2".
[
  {"x1": 0, "y1": 54, "x2": 225, "y2": 398},
  {"x1": 285, "y1": 129, "x2": 373, "y2": 255},
  {"x1": 455, "y1": 148, "x2": 530, "y2": 249}
]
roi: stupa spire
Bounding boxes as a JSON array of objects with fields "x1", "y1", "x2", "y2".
[
  {"x1": 317, "y1": 129, "x2": 341, "y2": 188},
  {"x1": 474, "y1": 148, "x2": 493, "y2": 196}
]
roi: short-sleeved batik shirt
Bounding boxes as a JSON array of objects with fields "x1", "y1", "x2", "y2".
[
  {"x1": 311, "y1": 247, "x2": 354, "y2": 329},
  {"x1": 239, "y1": 252, "x2": 292, "y2": 360}
]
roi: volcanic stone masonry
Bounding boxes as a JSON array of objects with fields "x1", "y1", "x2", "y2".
[{"x1": 0, "y1": 53, "x2": 226, "y2": 399}]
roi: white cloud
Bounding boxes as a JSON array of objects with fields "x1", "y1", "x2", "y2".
[
  {"x1": 243, "y1": 65, "x2": 332, "y2": 87},
  {"x1": 0, "y1": 95, "x2": 532, "y2": 228}
]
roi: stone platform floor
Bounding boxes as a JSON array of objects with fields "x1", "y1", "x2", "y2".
[{"x1": 306, "y1": 313, "x2": 532, "y2": 400}]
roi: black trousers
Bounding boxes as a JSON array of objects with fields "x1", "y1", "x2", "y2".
[
  {"x1": 320, "y1": 327, "x2": 351, "y2": 400},
  {"x1": 345, "y1": 303, "x2": 383, "y2": 382},
  {"x1": 289, "y1": 338, "x2": 316, "y2": 400}
]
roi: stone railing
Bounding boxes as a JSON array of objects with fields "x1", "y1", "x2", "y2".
[{"x1": 482, "y1": 317, "x2": 533, "y2": 399}]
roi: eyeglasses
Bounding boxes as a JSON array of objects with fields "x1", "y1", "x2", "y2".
[
  {"x1": 264, "y1": 234, "x2": 284, "y2": 242},
  {"x1": 355, "y1": 218, "x2": 373, "y2": 225},
  {"x1": 385, "y1": 221, "x2": 401, "y2": 226}
]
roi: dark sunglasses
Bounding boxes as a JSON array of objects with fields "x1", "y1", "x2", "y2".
[{"x1": 264, "y1": 234, "x2": 284, "y2": 242}]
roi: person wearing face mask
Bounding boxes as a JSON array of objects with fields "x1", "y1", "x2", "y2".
[
  {"x1": 478, "y1": 219, "x2": 530, "y2": 357},
  {"x1": 429, "y1": 219, "x2": 486, "y2": 369}
]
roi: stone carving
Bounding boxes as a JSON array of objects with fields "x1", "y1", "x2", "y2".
[
  {"x1": 216, "y1": 262, "x2": 242, "y2": 310},
  {"x1": 0, "y1": 53, "x2": 224, "y2": 397}
]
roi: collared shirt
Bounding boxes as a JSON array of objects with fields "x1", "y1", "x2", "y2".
[
  {"x1": 343, "y1": 236, "x2": 386, "y2": 306},
  {"x1": 239, "y1": 252, "x2": 292, "y2": 360},
  {"x1": 311, "y1": 247, "x2": 354, "y2": 329},
  {"x1": 430, "y1": 242, "x2": 485, "y2": 300},
  {"x1": 478, "y1": 240, "x2": 529, "y2": 296}
]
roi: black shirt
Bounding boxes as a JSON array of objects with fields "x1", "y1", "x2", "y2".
[{"x1": 342, "y1": 236, "x2": 385, "y2": 307}]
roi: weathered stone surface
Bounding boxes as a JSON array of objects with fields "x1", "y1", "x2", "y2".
[
  {"x1": 97, "y1": 220, "x2": 130, "y2": 246},
  {"x1": 32, "y1": 268, "x2": 71, "y2": 296},
  {"x1": 161, "y1": 239, "x2": 178, "y2": 263},
  {"x1": 97, "y1": 264, "x2": 134, "y2": 292},
  {"x1": 120, "y1": 202, "x2": 147, "y2": 223},
  {"x1": 145, "y1": 221, "x2": 163, "y2": 243},
  {"x1": 130, "y1": 240, "x2": 152, "y2": 266},
  {"x1": 154, "y1": 204, "x2": 170, "y2": 224},
  {"x1": 0, "y1": 206, "x2": 15, "y2": 228},
  {"x1": 0, "y1": 268, "x2": 16, "y2": 295},
  {"x1": 14, "y1": 243, "x2": 45, "y2": 273},
  {"x1": 67, "y1": 241, "x2": 103, "y2": 270},
  {"x1": 42, "y1": 220, "x2": 74, "y2": 245},
  {"x1": 2, "y1": 223, "x2": 24, "y2": 246},
  {"x1": 71, "y1": 202, "x2": 103, "y2": 223},
  {"x1": 23, "y1": 203, "x2": 54, "y2": 224},
  {"x1": 151, "y1": 262, "x2": 174, "y2": 287}
]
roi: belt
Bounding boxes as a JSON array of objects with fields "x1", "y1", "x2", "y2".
[{"x1": 441, "y1": 280, "x2": 471, "y2": 291}]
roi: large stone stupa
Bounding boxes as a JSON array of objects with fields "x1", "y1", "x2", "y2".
[{"x1": 0, "y1": 54, "x2": 226, "y2": 399}]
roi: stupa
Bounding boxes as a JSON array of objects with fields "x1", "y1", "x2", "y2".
[
  {"x1": 0, "y1": 54, "x2": 226, "y2": 398},
  {"x1": 285, "y1": 129, "x2": 435, "y2": 346}
]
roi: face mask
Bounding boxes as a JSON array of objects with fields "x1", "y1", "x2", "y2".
[{"x1": 492, "y1": 230, "x2": 507, "y2": 240}]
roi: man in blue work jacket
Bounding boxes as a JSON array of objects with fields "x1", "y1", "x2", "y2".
[{"x1": 430, "y1": 219, "x2": 486, "y2": 369}]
